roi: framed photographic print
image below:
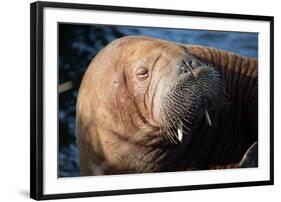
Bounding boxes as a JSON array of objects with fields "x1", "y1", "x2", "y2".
[{"x1": 30, "y1": 1, "x2": 274, "y2": 200}]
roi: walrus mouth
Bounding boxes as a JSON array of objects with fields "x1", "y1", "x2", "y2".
[{"x1": 159, "y1": 63, "x2": 227, "y2": 144}]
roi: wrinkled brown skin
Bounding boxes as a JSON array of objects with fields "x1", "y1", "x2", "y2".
[{"x1": 76, "y1": 36, "x2": 258, "y2": 176}]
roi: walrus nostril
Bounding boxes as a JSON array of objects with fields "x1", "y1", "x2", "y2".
[
  {"x1": 182, "y1": 60, "x2": 196, "y2": 78},
  {"x1": 187, "y1": 60, "x2": 193, "y2": 68},
  {"x1": 179, "y1": 64, "x2": 189, "y2": 73}
]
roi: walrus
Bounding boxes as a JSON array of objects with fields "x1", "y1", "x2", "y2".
[{"x1": 76, "y1": 36, "x2": 258, "y2": 176}]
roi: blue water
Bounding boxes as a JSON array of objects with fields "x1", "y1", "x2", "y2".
[{"x1": 58, "y1": 24, "x2": 258, "y2": 177}]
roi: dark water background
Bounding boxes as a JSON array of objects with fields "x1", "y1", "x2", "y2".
[{"x1": 58, "y1": 24, "x2": 258, "y2": 177}]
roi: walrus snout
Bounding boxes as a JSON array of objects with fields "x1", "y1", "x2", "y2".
[
  {"x1": 158, "y1": 61, "x2": 225, "y2": 143},
  {"x1": 176, "y1": 55, "x2": 208, "y2": 80}
]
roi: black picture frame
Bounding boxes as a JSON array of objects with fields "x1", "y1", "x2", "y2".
[{"x1": 30, "y1": 1, "x2": 274, "y2": 200}]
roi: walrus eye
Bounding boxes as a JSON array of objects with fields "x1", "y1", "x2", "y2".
[{"x1": 136, "y1": 66, "x2": 149, "y2": 80}]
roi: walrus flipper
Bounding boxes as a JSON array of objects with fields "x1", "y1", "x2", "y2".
[{"x1": 239, "y1": 142, "x2": 258, "y2": 168}]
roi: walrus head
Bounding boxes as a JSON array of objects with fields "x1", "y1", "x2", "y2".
[
  {"x1": 77, "y1": 35, "x2": 257, "y2": 175},
  {"x1": 88, "y1": 36, "x2": 226, "y2": 144}
]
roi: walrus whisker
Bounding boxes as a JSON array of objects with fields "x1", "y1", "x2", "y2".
[
  {"x1": 170, "y1": 92, "x2": 196, "y2": 104},
  {"x1": 168, "y1": 106, "x2": 193, "y2": 125},
  {"x1": 165, "y1": 95, "x2": 196, "y2": 113},
  {"x1": 160, "y1": 117, "x2": 179, "y2": 144},
  {"x1": 160, "y1": 126, "x2": 174, "y2": 143},
  {"x1": 162, "y1": 112, "x2": 187, "y2": 143},
  {"x1": 167, "y1": 109, "x2": 194, "y2": 127},
  {"x1": 161, "y1": 115, "x2": 191, "y2": 143},
  {"x1": 165, "y1": 102, "x2": 193, "y2": 121},
  {"x1": 164, "y1": 98, "x2": 193, "y2": 117},
  {"x1": 171, "y1": 101, "x2": 197, "y2": 116},
  {"x1": 160, "y1": 102, "x2": 195, "y2": 142},
  {"x1": 166, "y1": 127, "x2": 179, "y2": 144},
  {"x1": 180, "y1": 121, "x2": 192, "y2": 133},
  {"x1": 167, "y1": 94, "x2": 196, "y2": 109},
  {"x1": 159, "y1": 125, "x2": 171, "y2": 142},
  {"x1": 166, "y1": 117, "x2": 181, "y2": 141}
]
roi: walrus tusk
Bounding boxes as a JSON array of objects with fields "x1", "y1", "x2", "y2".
[
  {"x1": 205, "y1": 109, "x2": 212, "y2": 126},
  {"x1": 177, "y1": 121, "x2": 183, "y2": 142}
]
